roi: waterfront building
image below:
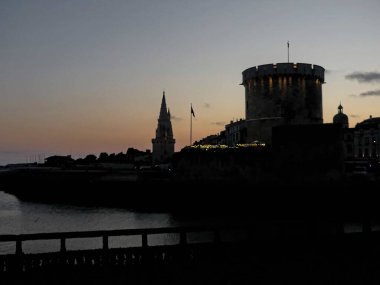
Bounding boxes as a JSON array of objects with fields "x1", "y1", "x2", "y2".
[
  {"x1": 195, "y1": 118, "x2": 247, "y2": 147},
  {"x1": 353, "y1": 116, "x2": 380, "y2": 160},
  {"x1": 225, "y1": 119, "x2": 247, "y2": 146},
  {"x1": 195, "y1": 134, "x2": 222, "y2": 146},
  {"x1": 152, "y1": 92, "x2": 175, "y2": 162}
]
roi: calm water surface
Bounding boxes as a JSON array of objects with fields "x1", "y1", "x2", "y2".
[
  {"x1": 1, "y1": 190, "x2": 370, "y2": 255},
  {"x1": 0, "y1": 190, "x2": 230, "y2": 254},
  {"x1": 0, "y1": 191, "x2": 176, "y2": 234}
]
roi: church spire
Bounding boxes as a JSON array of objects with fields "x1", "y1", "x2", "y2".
[
  {"x1": 152, "y1": 91, "x2": 175, "y2": 162},
  {"x1": 159, "y1": 91, "x2": 168, "y2": 120}
]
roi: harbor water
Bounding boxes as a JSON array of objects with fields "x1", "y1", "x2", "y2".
[
  {"x1": 0, "y1": 190, "x2": 248, "y2": 254},
  {"x1": 0, "y1": 189, "x2": 373, "y2": 255}
]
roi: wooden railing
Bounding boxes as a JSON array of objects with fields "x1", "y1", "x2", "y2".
[
  {"x1": 0, "y1": 220, "x2": 376, "y2": 256},
  {"x1": 0, "y1": 226, "x2": 232, "y2": 256},
  {"x1": 1, "y1": 223, "x2": 379, "y2": 285},
  {"x1": 0, "y1": 226, "x2": 250, "y2": 274}
]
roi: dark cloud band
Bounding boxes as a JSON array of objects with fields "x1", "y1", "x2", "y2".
[
  {"x1": 345, "y1": 72, "x2": 380, "y2": 83},
  {"x1": 170, "y1": 115, "x2": 183, "y2": 121},
  {"x1": 360, "y1": 89, "x2": 380, "y2": 97},
  {"x1": 211, "y1": 121, "x2": 225, "y2": 126}
]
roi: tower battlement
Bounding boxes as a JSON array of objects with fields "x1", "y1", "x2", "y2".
[
  {"x1": 242, "y1": 63, "x2": 325, "y2": 83},
  {"x1": 241, "y1": 62, "x2": 325, "y2": 143}
]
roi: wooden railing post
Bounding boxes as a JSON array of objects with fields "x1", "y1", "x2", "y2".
[
  {"x1": 103, "y1": 235, "x2": 109, "y2": 250},
  {"x1": 142, "y1": 233, "x2": 148, "y2": 248},
  {"x1": 15, "y1": 238, "x2": 24, "y2": 272},
  {"x1": 60, "y1": 238, "x2": 66, "y2": 252},
  {"x1": 180, "y1": 231, "x2": 187, "y2": 246},
  {"x1": 16, "y1": 239, "x2": 23, "y2": 255}
]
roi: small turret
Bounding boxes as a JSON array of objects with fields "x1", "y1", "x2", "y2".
[{"x1": 333, "y1": 103, "x2": 349, "y2": 128}]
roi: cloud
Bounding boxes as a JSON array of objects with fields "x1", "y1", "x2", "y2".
[
  {"x1": 349, "y1": 114, "x2": 360, "y2": 118},
  {"x1": 170, "y1": 115, "x2": 183, "y2": 121},
  {"x1": 211, "y1": 121, "x2": 225, "y2": 126},
  {"x1": 345, "y1": 72, "x2": 380, "y2": 83},
  {"x1": 360, "y1": 89, "x2": 380, "y2": 97},
  {"x1": 204, "y1": 103, "x2": 211, "y2": 108}
]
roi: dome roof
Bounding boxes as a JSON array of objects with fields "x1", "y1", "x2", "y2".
[
  {"x1": 333, "y1": 112, "x2": 348, "y2": 124},
  {"x1": 332, "y1": 104, "x2": 348, "y2": 127}
]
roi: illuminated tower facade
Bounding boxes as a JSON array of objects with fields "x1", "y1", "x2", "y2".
[
  {"x1": 152, "y1": 92, "x2": 175, "y2": 162},
  {"x1": 241, "y1": 63, "x2": 325, "y2": 143}
]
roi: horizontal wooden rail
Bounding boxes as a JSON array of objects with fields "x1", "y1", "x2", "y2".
[
  {"x1": 0, "y1": 221, "x2": 375, "y2": 256},
  {"x1": 0, "y1": 223, "x2": 377, "y2": 275},
  {"x1": 0, "y1": 225, "x2": 245, "y2": 255},
  {"x1": 0, "y1": 226, "x2": 243, "y2": 242}
]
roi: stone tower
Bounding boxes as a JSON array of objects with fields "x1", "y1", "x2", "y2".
[
  {"x1": 152, "y1": 92, "x2": 175, "y2": 162},
  {"x1": 241, "y1": 63, "x2": 325, "y2": 143}
]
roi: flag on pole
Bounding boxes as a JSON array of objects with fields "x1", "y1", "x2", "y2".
[{"x1": 191, "y1": 105, "x2": 195, "y2": 118}]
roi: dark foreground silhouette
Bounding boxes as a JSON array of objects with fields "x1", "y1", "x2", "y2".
[
  {"x1": 1, "y1": 169, "x2": 380, "y2": 284},
  {"x1": 2, "y1": 177, "x2": 380, "y2": 218},
  {"x1": 1, "y1": 224, "x2": 379, "y2": 285}
]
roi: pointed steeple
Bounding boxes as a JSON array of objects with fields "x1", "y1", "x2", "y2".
[
  {"x1": 152, "y1": 91, "x2": 175, "y2": 162},
  {"x1": 159, "y1": 91, "x2": 168, "y2": 120}
]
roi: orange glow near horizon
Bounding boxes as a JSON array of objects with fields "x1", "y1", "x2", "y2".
[{"x1": 1, "y1": 1, "x2": 379, "y2": 165}]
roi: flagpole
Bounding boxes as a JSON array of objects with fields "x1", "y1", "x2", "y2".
[
  {"x1": 190, "y1": 104, "x2": 192, "y2": 146},
  {"x1": 287, "y1": 41, "x2": 289, "y2": 63}
]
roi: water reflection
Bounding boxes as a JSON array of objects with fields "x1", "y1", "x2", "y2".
[
  {"x1": 0, "y1": 191, "x2": 176, "y2": 254},
  {"x1": 1, "y1": 191, "x2": 377, "y2": 255}
]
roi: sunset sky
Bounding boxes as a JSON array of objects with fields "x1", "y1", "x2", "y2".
[{"x1": 1, "y1": 0, "x2": 380, "y2": 164}]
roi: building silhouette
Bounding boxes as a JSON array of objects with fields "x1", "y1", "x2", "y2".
[
  {"x1": 152, "y1": 92, "x2": 175, "y2": 162},
  {"x1": 225, "y1": 119, "x2": 247, "y2": 146},
  {"x1": 353, "y1": 116, "x2": 380, "y2": 160},
  {"x1": 342, "y1": 115, "x2": 380, "y2": 174},
  {"x1": 241, "y1": 63, "x2": 325, "y2": 143},
  {"x1": 333, "y1": 103, "x2": 349, "y2": 128}
]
